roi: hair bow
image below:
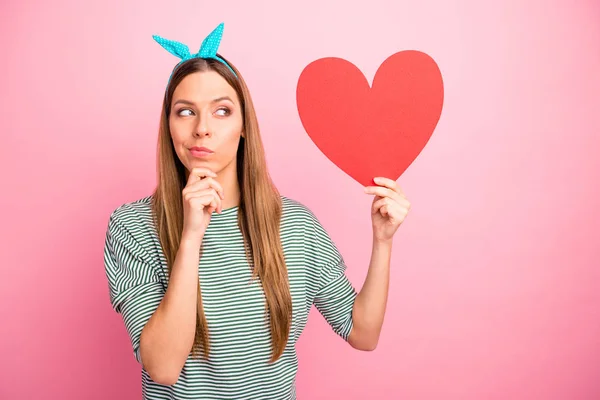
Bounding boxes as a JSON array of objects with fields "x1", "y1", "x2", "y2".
[{"x1": 152, "y1": 22, "x2": 237, "y2": 82}]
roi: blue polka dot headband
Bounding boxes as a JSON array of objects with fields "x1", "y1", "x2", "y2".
[{"x1": 152, "y1": 22, "x2": 237, "y2": 88}]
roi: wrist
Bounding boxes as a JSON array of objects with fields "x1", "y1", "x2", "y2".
[
  {"x1": 372, "y1": 235, "x2": 393, "y2": 249},
  {"x1": 180, "y1": 230, "x2": 204, "y2": 248}
]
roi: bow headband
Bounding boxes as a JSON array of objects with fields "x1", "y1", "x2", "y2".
[{"x1": 152, "y1": 22, "x2": 237, "y2": 88}]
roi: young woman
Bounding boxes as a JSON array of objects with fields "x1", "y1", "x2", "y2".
[{"x1": 103, "y1": 23, "x2": 411, "y2": 399}]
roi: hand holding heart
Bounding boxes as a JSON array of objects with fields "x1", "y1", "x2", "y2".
[
  {"x1": 296, "y1": 50, "x2": 442, "y2": 242},
  {"x1": 365, "y1": 177, "x2": 410, "y2": 242}
]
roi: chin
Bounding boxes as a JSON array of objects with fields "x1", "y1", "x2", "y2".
[
  {"x1": 187, "y1": 158, "x2": 220, "y2": 172},
  {"x1": 187, "y1": 159, "x2": 210, "y2": 167}
]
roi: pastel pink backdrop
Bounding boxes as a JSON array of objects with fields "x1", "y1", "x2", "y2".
[{"x1": 1, "y1": 1, "x2": 599, "y2": 399}]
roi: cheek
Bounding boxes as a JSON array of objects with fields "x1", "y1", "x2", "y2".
[
  {"x1": 216, "y1": 132, "x2": 241, "y2": 162},
  {"x1": 169, "y1": 121, "x2": 187, "y2": 147},
  {"x1": 169, "y1": 122, "x2": 190, "y2": 162},
  {"x1": 219, "y1": 119, "x2": 243, "y2": 151}
]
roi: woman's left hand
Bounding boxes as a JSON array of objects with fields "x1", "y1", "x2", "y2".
[{"x1": 365, "y1": 177, "x2": 411, "y2": 243}]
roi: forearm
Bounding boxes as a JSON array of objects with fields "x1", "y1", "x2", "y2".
[
  {"x1": 139, "y1": 233, "x2": 201, "y2": 383},
  {"x1": 349, "y1": 236, "x2": 392, "y2": 350}
]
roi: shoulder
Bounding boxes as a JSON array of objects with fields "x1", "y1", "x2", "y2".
[
  {"x1": 279, "y1": 196, "x2": 343, "y2": 265},
  {"x1": 104, "y1": 194, "x2": 162, "y2": 271},
  {"x1": 280, "y1": 196, "x2": 320, "y2": 226},
  {"x1": 279, "y1": 195, "x2": 331, "y2": 239},
  {"x1": 108, "y1": 195, "x2": 153, "y2": 225},
  {"x1": 106, "y1": 195, "x2": 156, "y2": 241}
]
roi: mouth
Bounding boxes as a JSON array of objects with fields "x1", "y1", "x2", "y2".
[{"x1": 189, "y1": 146, "x2": 214, "y2": 158}]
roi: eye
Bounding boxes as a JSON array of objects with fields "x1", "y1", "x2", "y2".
[
  {"x1": 177, "y1": 109, "x2": 194, "y2": 117},
  {"x1": 215, "y1": 107, "x2": 231, "y2": 117}
]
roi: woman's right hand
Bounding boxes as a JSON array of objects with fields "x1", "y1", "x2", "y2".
[{"x1": 181, "y1": 167, "x2": 225, "y2": 237}]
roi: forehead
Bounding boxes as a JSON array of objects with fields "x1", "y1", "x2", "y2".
[{"x1": 172, "y1": 70, "x2": 238, "y2": 104}]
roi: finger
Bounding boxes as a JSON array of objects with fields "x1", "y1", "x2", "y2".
[
  {"x1": 187, "y1": 167, "x2": 217, "y2": 184},
  {"x1": 189, "y1": 167, "x2": 217, "y2": 179},
  {"x1": 373, "y1": 177, "x2": 405, "y2": 196},
  {"x1": 372, "y1": 197, "x2": 387, "y2": 215},
  {"x1": 184, "y1": 189, "x2": 222, "y2": 213},
  {"x1": 204, "y1": 178, "x2": 224, "y2": 200},
  {"x1": 366, "y1": 186, "x2": 411, "y2": 209},
  {"x1": 365, "y1": 186, "x2": 404, "y2": 204},
  {"x1": 379, "y1": 204, "x2": 390, "y2": 218},
  {"x1": 183, "y1": 188, "x2": 219, "y2": 200},
  {"x1": 183, "y1": 177, "x2": 224, "y2": 199},
  {"x1": 190, "y1": 194, "x2": 220, "y2": 214},
  {"x1": 380, "y1": 200, "x2": 410, "y2": 224},
  {"x1": 195, "y1": 193, "x2": 221, "y2": 214},
  {"x1": 372, "y1": 196, "x2": 400, "y2": 215}
]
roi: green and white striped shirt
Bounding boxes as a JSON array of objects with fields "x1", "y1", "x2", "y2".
[{"x1": 103, "y1": 195, "x2": 358, "y2": 399}]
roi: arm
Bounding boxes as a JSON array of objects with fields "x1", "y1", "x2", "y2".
[
  {"x1": 348, "y1": 237, "x2": 392, "y2": 351},
  {"x1": 140, "y1": 168, "x2": 223, "y2": 384},
  {"x1": 139, "y1": 234, "x2": 201, "y2": 385},
  {"x1": 348, "y1": 177, "x2": 411, "y2": 351}
]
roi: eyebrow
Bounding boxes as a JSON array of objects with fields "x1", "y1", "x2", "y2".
[{"x1": 173, "y1": 96, "x2": 234, "y2": 107}]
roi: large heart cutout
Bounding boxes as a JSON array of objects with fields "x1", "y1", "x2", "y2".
[{"x1": 296, "y1": 50, "x2": 444, "y2": 187}]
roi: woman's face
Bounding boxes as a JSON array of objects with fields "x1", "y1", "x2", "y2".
[{"x1": 169, "y1": 70, "x2": 243, "y2": 176}]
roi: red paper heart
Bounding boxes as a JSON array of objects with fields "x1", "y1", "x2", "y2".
[{"x1": 296, "y1": 50, "x2": 444, "y2": 187}]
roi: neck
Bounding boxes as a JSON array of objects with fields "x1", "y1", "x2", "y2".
[{"x1": 214, "y1": 161, "x2": 240, "y2": 210}]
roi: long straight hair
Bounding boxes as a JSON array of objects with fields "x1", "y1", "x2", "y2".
[{"x1": 150, "y1": 56, "x2": 292, "y2": 363}]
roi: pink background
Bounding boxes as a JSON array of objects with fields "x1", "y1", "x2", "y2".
[{"x1": 2, "y1": 0, "x2": 599, "y2": 399}]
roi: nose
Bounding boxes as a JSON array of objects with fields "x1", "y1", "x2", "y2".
[{"x1": 193, "y1": 115, "x2": 212, "y2": 138}]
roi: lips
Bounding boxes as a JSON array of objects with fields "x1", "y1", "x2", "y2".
[
  {"x1": 189, "y1": 146, "x2": 214, "y2": 158},
  {"x1": 190, "y1": 146, "x2": 213, "y2": 153}
]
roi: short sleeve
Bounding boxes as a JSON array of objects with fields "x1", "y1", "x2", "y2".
[
  {"x1": 309, "y1": 215, "x2": 358, "y2": 341},
  {"x1": 103, "y1": 211, "x2": 165, "y2": 364}
]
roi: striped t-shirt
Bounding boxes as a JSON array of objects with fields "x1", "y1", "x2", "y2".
[{"x1": 103, "y1": 195, "x2": 358, "y2": 399}]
